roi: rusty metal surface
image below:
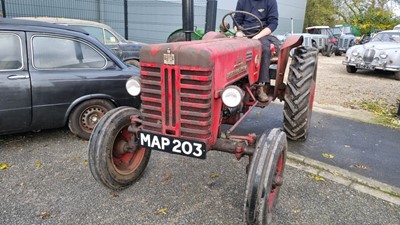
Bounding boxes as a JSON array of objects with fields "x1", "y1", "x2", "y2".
[
  {"x1": 139, "y1": 38, "x2": 263, "y2": 149},
  {"x1": 274, "y1": 35, "x2": 304, "y2": 100}
]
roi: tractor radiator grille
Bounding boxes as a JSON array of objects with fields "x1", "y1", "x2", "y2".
[
  {"x1": 140, "y1": 65, "x2": 213, "y2": 143},
  {"x1": 339, "y1": 38, "x2": 349, "y2": 48}
]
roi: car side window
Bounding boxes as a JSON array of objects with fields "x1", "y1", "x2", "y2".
[
  {"x1": 73, "y1": 25, "x2": 105, "y2": 44},
  {"x1": 0, "y1": 33, "x2": 23, "y2": 71},
  {"x1": 104, "y1": 29, "x2": 118, "y2": 44},
  {"x1": 32, "y1": 36, "x2": 107, "y2": 70}
]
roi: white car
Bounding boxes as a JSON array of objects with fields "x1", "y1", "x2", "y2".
[{"x1": 342, "y1": 30, "x2": 400, "y2": 80}]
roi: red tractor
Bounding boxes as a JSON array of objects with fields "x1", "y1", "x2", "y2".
[{"x1": 88, "y1": 3, "x2": 318, "y2": 225}]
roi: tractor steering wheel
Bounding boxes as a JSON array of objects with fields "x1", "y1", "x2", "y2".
[{"x1": 222, "y1": 11, "x2": 263, "y2": 38}]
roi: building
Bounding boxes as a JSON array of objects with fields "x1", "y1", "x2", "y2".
[{"x1": 2, "y1": 0, "x2": 307, "y2": 43}]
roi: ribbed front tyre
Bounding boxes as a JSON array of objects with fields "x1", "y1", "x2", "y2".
[
  {"x1": 88, "y1": 107, "x2": 151, "y2": 190},
  {"x1": 283, "y1": 46, "x2": 318, "y2": 141}
]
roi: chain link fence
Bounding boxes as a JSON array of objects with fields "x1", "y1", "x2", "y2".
[{"x1": 0, "y1": 0, "x2": 212, "y2": 43}]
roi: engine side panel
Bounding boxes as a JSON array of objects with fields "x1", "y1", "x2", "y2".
[{"x1": 139, "y1": 38, "x2": 262, "y2": 149}]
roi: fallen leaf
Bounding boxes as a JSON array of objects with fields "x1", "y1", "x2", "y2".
[
  {"x1": 156, "y1": 207, "x2": 168, "y2": 215},
  {"x1": 210, "y1": 173, "x2": 220, "y2": 179},
  {"x1": 308, "y1": 174, "x2": 325, "y2": 181},
  {"x1": 35, "y1": 162, "x2": 41, "y2": 168},
  {"x1": 39, "y1": 211, "x2": 50, "y2": 219},
  {"x1": 0, "y1": 163, "x2": 9, "y2": 170},
  {"x1": 322, "y1": 153, "x2": 334, "y2": 159},
  {"x1": 353, "y1": 163, "x2": 368, "y2": 170},
  {"x1": 162, "y1": 173, "x2": 173, "y2": 183},
  {"x1": 83, "y1": 160, "x2": 88, "y2": 166}
]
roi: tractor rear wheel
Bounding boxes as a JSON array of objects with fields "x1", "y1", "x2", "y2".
[
  {"x1": 283, "y1": 46, "x2": 318, "y2": 141},
  {"x1": 244, "y1": 128, "x2": 287, "y2": 225},
  {"x1": 88, "y1": 107, "x2": 151, "y2": 190}
]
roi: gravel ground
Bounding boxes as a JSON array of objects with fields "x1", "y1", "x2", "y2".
[
  {"x1": 0, "y1": 129, "x2": 399, "y2": 225},
  {"x1": 314, "y1": 55, "x2": 400, "y2": 110}
]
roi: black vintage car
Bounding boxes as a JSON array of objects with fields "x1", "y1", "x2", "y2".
[
  {"x1": 0, "y1": 18, "x2": 140, "y2": 139},
  {"x1": 16, "y1": 17, "x2": 148, "y2": 67}
]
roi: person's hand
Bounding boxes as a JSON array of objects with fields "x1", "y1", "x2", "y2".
[
  {"x1": 236, "y1": 31, "x2": 245, "y2": 38},
  {"x1": 252, "y1": 35, "x2": 260, "y2": 40}
]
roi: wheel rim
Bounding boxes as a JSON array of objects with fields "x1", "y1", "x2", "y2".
[
  {"x1": 267, "y1": 150, "x2": 285, "y2": 211},
  {"x1": 111, "y1": 127, "x2": 146, "y2": 175},
  {"x1": 80, "y1": 105, "x2": 108, "y2": 132}
]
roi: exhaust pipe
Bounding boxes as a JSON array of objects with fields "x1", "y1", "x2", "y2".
[
  {"x1": 182, "y1": 0, "x2": 194, "y2": 41},
  {"x1": 205, "y1": 0, "x2": 217, "y2": 33}
]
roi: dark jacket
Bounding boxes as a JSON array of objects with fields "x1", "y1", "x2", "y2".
[{"x1": 234, "y1": 0, "x2": 278, "y2": 34}]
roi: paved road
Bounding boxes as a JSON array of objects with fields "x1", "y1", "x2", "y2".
[
  {"x1": 1, "y1": 124, "x2": 400, "y2": 224},
  {"x1": 234, "y1": 103, "x2": 400, "y2": 188}
]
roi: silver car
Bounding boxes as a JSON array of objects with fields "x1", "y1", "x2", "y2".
[{"x1": 342, "y1": 30, "x2": 400, "y2": 80}]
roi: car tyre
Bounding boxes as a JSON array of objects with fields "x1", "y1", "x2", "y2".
[
  {"x1": 69, "y1": 99, "x2": 115, "y2": 140},
  {"x1": 346, "y1": 65, "x2": 357, "y2": 73},
  {"x1": 395, "y1": 72, "x2": 400, "y2": 81},
  {"x1": 283, "y1": 46, "x2": 318, "y2": 141}
]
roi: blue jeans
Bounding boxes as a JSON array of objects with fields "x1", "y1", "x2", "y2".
[{"x1": 258, "y1": 36, "x2": 272, "y2": 83}]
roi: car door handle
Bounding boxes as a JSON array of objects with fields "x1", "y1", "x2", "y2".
[
  {"x1": 111, "y1": 48, "x2": 119, "y2": 51},
  {"x1": 7, "y1": 75, "x2": 30, "y2": 80}
]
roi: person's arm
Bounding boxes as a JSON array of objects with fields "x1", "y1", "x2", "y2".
[
  {"x1": 233, "y1": 0, "x2": 244, "y2": 29},
  {"x1": 252, "y1": 0, "x2": 278, "y2": 39}
]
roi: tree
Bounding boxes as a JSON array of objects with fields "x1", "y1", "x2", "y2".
[
  {"x1": 332, "y1": 0, "x2": 400, "y2": 34},
  {"x1": 304, "y1": 0, "x2": 400, "y2": 34},
  {"x1": 304, "y1": 0, "x2": 336, "y2": 29}
]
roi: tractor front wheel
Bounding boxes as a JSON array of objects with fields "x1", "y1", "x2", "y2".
[
  {"x1": 88, "y1": 107, "x2": 151, "y2": 190},
  {"x1": 283, "y1": 46, "x2": 318, "y2": 141},
  {"x1": 244, "y1": 128, "x2": 287, "y2": 225}
]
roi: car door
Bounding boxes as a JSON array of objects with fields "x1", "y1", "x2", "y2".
[
  {"x1": 103, "y1": 29, "x2": 123, "y2": 59},
  {"x1": 27, "y1": 33, "x2": 130, "y2": 130},
  {"x1": 0, "y1": 31, "x2": 31, "y2": 133}
]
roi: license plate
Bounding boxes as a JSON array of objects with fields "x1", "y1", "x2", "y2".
[
  {"x1": 138, "y1": 131, "x2": 206, "y2": 159},
  {"x1": 356, "y1": 64, "x2": 375, "y2": 70}
]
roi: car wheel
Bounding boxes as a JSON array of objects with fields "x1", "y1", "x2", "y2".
[
  {"x1": 394, "y1": 72, "x2": 400, "y2": 80},
  {"x1": 334, "y1": 50, "x2": 342, "y2": 56},
  {"x1": 346, "y1": 65, "x2": 357, "y2": 73},
  {"x1": 68, "y1": 99, "x2": 115, "y2": 140},
  {"x1": 283, "y1": 46, "x2": 318, "y2": 141}
]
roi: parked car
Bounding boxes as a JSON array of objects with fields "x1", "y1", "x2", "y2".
[
  {"x1": 0, "y1": 18, "x2": 141, "y2": 139},
  {"x1": 15, "y1": 17, "x2": 147, "y2": 67},
  {"x1": 394, "y1": 24, "x2": 400, "y2": 30},
  {"x1": 342, "y1": 30, "x2": 400, "y2": 80}
]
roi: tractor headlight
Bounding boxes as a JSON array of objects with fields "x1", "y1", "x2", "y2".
[
  {"x1": 352, "y1": 49, "x2": 359, "y2": 56},
  {"x1": 221, "y1": 85, "x2": 244, "y2": 108},
  {"x1": 126, "y1": 77, "x2": 141, "y2": 96},
  {"x1": 379, "y1": 51, "x2": 388, "y2": 59}
]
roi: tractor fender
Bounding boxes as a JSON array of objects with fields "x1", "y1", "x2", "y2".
[{"x1": 274, "y1": 35, "x2": 304, "y2": 100}]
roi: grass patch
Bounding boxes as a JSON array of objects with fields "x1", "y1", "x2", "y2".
[{"x1": 358, "y1": 100, "x2": 400, "y2": 129}]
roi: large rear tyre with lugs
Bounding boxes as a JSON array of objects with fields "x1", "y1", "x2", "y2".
[
  {"x1": 283, "y1": 46, "x2": 318, "y2": 141},
  {"x1": 244, "y1": 128, "x2": 287, "y2": 225},
  {"x1": 88, "y1": 107, "x2": 151, "y2": 190}
]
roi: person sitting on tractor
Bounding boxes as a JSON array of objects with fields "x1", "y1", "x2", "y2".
[{"x1": 234, "y1": 0, "x2": 279, "y2": 102}]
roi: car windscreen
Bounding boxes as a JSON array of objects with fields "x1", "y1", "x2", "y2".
[{"x1": 371, "y1": 32, "x2": 400, "y2": 43}]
